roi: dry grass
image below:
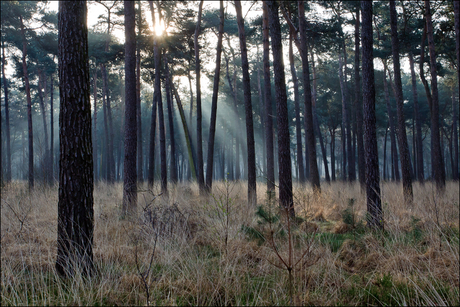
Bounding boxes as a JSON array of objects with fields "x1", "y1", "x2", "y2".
[{"x1": 1, "y1": 180, "x2": 459, "y2": 306}]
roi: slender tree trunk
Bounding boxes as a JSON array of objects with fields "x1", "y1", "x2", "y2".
[
  {"x1": 50, "y1": 72, "x2": 54, "y2": 181},
  {"x1": 2, "y1": 41, "x2": 11, "y2": 182},
  {"x1": 330, "y1": 128, "x2": 336, "y2": 181},
  {"x1": 93, "y1": 63, "x2": 98, "y2": 181},
  {"x1": 361, "y1": 0, "x2": 382, "y2": 230},
  {"x1": 122, "y1": 0, "x2": 137, "y2": 217},
  {"x1": 148, "y1": 1, "x2": 157, "y2": 188},
  {"x1": 343, "y1": 43, "x2": 354, "y2": 182},
  {"x1": 20, "y1": 15, "x2": 34, "y2": 189},
  {"x1": 101, "y1": 64, "x2": 115, "y2": 183},
  {"x1": 354, "y1": 7, "x2": 365, "y2": 188},
  {"x1": 235, "y1": 0, "x2": 257, "y2": 207},
  {"x1": 205, "y1": 0, "x2": 224, "y2": 192},
  {"x1": 425, "y1": 0, "x2": 445, "y2": 191},
  {"x1": 164, "y1": 50, "x2": 177, "y2": 184},
  {"x1": 38, "y1": 70, "x2": 50, "y2": 184},
  {"x1": 289, "y1": 27, "x2": 305, "y2": 183},
  {"x1": 267, "y1": 0, "x2": 294, "y2": 217},
  {"x1": 195, "y1": 0, "x2": 204, "y2": 192},
  {"x1": 389, "y1": 0, "x2": 413, "y2": 204},
  {"x1": 298, "y1": 0, "x2": 320, "y2": 192},
  {"x1": 338, "y1": 54, "x2": 347, "y2": 181},
  {"x1": 56, "y1": 1, "x2": 94, "y2": 276},
  {"x1": 383, "y1": 125, "x2": 388, "y2": 181},
  {"x1": 262, "y1": 2, "x2": 275, "y2": 194},
  {"x1": 136, "y1": 1, "x2": 143, "y2": 182}
]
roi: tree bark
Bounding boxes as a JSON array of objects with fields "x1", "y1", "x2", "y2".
[
  {"x1": 354, "y1": 7, "x2": 365, "y2": 188},
  {"x1": 262, "y1": 1, "x2": 275, "y2": 194},
  {"x1": 298, "y1": 0, "x2": 320, "y2": 192},
  {"x1": 454, "y1": 0, "x2": 460, "y2": 181},
  {"x1": 2, "y1": 40, "x2": 11, "y2": 182},
  {"x1": 205, "y1": 0, "x2": 224, "y2": 192},
  {"x1": 361, "y1": 0, "x2": 382, "y2": 230},
  {"x1": 122, "y1": 0, "x2": 137, "y2": 217},
  {"x1": 289, "y1": 25, "x2": 305, "y2": 183},
  {"x1": 195, "y1": 0, "x2": 204, "y2": 193},
  {"x1": 136, "y1": 1, "x2": 143, "y2": 183},
  {"x1": 267, "y1": 0, "x2": 294, "y2": 217},
  {"x1": 147, "y1": 1, "x2": 157, "y2": 188},
  {"x1": 389, "y1": 0, "x2": 413, "y2": 204},
  {"x1": 19, "y1": 14, "x2": 34, "y2": 189},
  {"x1": 164, "y1": 50, "x2": 177, "y2": 184},
  {"x1": 235, "y1": 0, "x2": 257, "y2": 207},
  {"x1": 56, "y1": 0, "x2": 94, "y2": 276},
  {"x1": 425, "y1": 0, "x2": 445, "y2": 191}
]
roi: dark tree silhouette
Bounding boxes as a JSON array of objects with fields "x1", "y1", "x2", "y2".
[
  {"x1": 454, "y1": 0, "x2": 460, "y2": 181},
  {"x1": 235, "y1": 0, "x2": 257, "y2": 207},
  {"x1": 1, "y1": 41, "x2": 11, "y2": 183},
  {"x1": 122, "y1": 0, "x2": 137, "y2": 217},
  {"x1": 56, "y1": 0, "x2": 94, "y2": 276},
  {"x1": 361, "y1": 0, "x2": 382, "y2": 230},
  {"x1": 267, "y1": 0, "x2": 294, "y2": 217},
  {"x1": 195, "y1": 0, "x2": 205, "y2": 193},
  {"x1": 389, "y1": 0, "x2": 413, "y2": 203},
  {"x1": 205, "y1": 0, "x2": 224, "y2": 192}
]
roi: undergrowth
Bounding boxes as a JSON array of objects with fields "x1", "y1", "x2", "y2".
[{"x1": 1, "y1": 181, "x2": 459, "y2": 306}]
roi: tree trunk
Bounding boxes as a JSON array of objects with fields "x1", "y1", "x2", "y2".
[
  {"x1": 19, "y1": 14, "x2": 34, "y2": 189},
  {"x1": 311, "y1": 50, "x2": 330, "y2": 183},
  {"x1": 38, "y1": 70, "x2": 50, "y2": 184},
  {"x1": 267, "y1": 0, "x2": 294, "y2": 217},
  {"x1": 147, "y1": 1, "x2": 157, "y2": 188},
  {"x1": 298, "y1": 0, "x2": 320, "y2": 192},
  {"x1": 361, "y1": 0, "x2": 382, "y2": 230},
  {"x1": 136, "y1": 1, "x2": 143, "y2": 183},
  {"x1": 50, "y1": 72, "x2": 54, "y2": 181},
  {"x1": 343, "y1": 42, "x2": 354, "y2": 182},
  {"x1": 122, "y1": 0, "x2": 137, "y2": 217},
  {"x1": 56, "y1": 1, "x2": 94, "y2": 277},
  {"x1": 164, "y1": 50, "x2": 177, "y2": 184},
  {"x1": 408, "y1": 52, "x2": 424, "y2": 183},
  {"x1": 338, "y1": 54, "x2": 347, "y2": 181},
  {"x1": 354, "y1": 7, "x2": 365, "y2": 188},
  {"x1": 93, "y1": 63, "x2": 98, "y2": 182},
  {"x1": 454, "y1": 0, "x2": 460, "y2": 181},
  {"x1": 289, "y1": 26, "x2": 305, "y2": 183},
  {"x1": 2, "y1": 40, "x2": 11, "y2": 182},
  {"x1": 425, "y1": 0, "x2": 445, "y2": 191},
  {"x1": 235, "y1": 0, "x2": 257, "y2": 207},
  {"x1": 205, "y1": 0, "x2": 224, "y2": 192},
  {"x1": 101, "y1": 64, "x2": 115, "y2": 183},
  {"x1": 262, "y1": 1, "x2": 275, "y2": 194},
  {"x1": 389, "y1": 0, "x2": 413, "y2": 204},
  {"x1": 383, "y1": 62, "x2": 400, "y2": 181},
  {"x1": 330, "y1": 128, "x2": 336, "y2": 181},
  {"x1": 195, "y1": 0, "x2": 204, "y2": 193}
]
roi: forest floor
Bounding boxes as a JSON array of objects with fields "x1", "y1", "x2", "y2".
[{"x1": 1, "y1": 180, "x2": 459, "y2": 306}]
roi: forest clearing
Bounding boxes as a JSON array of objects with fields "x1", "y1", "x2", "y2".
[{"x1": 1, "y1": 180, "x2": 458, "y2": 306}]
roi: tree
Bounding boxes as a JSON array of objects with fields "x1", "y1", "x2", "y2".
[
  {"x1": 136, "y1": 1, "x2": 143, "y2": 182},
  {"x1": 1, "y1": 39, "x2": 11, "y2": 183},
  {"x1": 262, "y1": 2, "x2": 275, "y2": 195},
  {"x1": 361, "y1": 0, "x2": 382, "y2": 230},
  {"x1": 122, "y1": 0, "x2": 137, "y2": 217},
  {"x1": 298, "y1": 0, "x2": 320, "y2": 192},
  {"x1": 56, "y1": 0, "x2": 94, "y2": 276},
  {"x1": 453, "y1": 0, "x2": 460, "y2": 181},
  {"x1": 389, "y1": 0, "x2": 413, "y2": 204},
  {"x1": 425, "y1": 0, "x2": 445, "y2": 191},
  {"x1": 195, "y1": 0, "x2": 204, "y2": 193},
  {"x1": 235, "y1": 0, "x2": 257, "y2": 207},
  {"x1": 267, "y1": 0, "x2": 294, "y2": 217},
  {"x1": 205, "y1": 0, "x2": 224, "y2": 192}
]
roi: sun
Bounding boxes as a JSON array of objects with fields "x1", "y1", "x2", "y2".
[{"x1": 155, "y1": 18, "x2": 165, "y2": 36}]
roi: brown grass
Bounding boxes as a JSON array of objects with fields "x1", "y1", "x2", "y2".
[{"x1": 1, "y1": 180, "x2": 459, "y2": 306}]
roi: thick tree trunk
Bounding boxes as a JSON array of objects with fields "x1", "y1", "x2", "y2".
[
  {"x1": 361, "y1": 0, "x2": 382, "y2": 230},
  {"x1": 56, "y1": 1, "x2": 94, "y2": 277},
  {"x1": 205, "y1": 0, "x2": 224, "y2": 192},
  {"x1": 235, "y1": 0, "x2": 257, "y2": 207},
  {"x1": 389, "y1": 0, "x2": 413, "y2": 204},
  {"x1": 122, "y1": 0, "x2": 137, "y2": 217},
  {"x1": 262, "y1": 2, "x2": 275, "y2": 194},
  {"x1": 454, "y1": 0, "x2": 460, "y2": 181},
  {"x1": 20, "y1": 15, "x2": 34, "y2": 189},
  {"x1": 267, "y1": 0, "x2": 294, "y2": 217},
  {"x1": 2, "y1": 41, "x2": 11, "y2": 182},
  {"x1": 425, "y1": 0, "x2": 445, "y2": 191},
  {"x1": 289, "y1": 28, "x2": 305, "y2": 183},
  {"x1": 298, "y1": 0, "x2": 320, "y2": 192},
  {"x1": 195, "y1": 0, "x2": 204, "y2": 193}
]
